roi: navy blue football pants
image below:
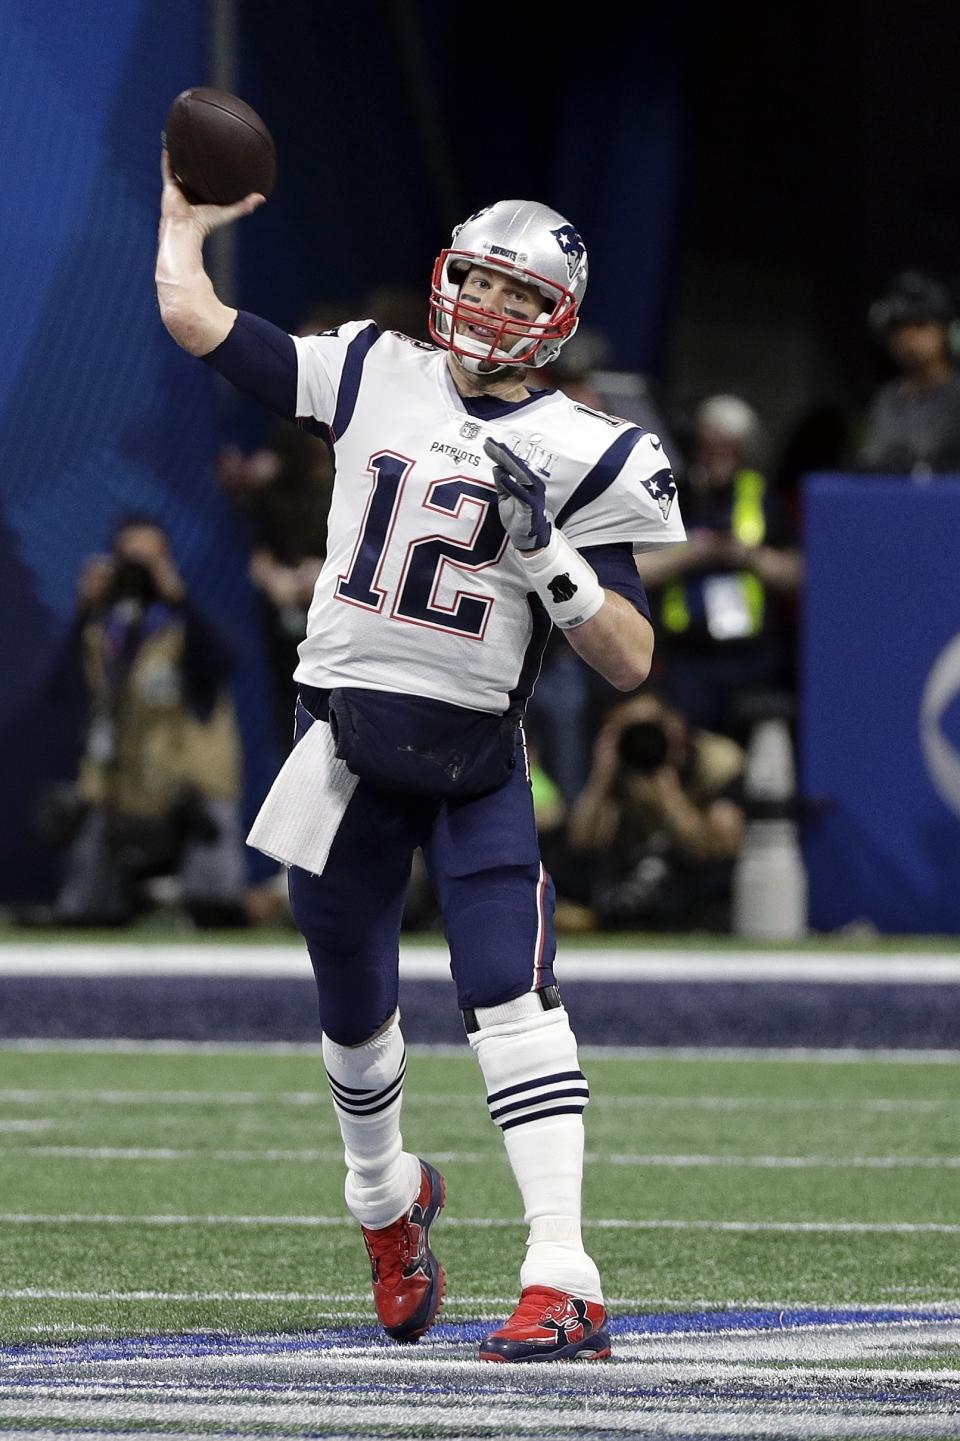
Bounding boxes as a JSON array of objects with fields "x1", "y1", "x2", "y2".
[{"x1": 286, "y1": 695, "x2": 557, "y2": 1045}]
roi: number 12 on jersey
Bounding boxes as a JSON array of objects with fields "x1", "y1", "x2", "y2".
[{"x1": 336, "y1": 451, "x2": 507, "y2": 638}]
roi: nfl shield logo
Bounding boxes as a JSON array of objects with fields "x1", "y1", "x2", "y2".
[{"x1": 460, "y1": 421, "x2": 480, "y2": 440}]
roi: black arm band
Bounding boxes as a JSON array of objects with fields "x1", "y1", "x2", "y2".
[
  {"x1": 201, "y1": 310, "x2": 298, "y2": 419},
  {"x1": 581, "y1": 542, "x2": 651, "y2": 619}
]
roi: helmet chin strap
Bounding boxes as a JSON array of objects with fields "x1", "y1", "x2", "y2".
[
  {"x1": 457, "y1": 352, "x2": 512, "y2": 377},
  {"x1": 454, "y1": 352, "x2": 525, "y2": 383}
]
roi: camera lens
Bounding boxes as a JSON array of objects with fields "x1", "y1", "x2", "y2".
[{"x1": 617, "y1": 721, "x2": 669, "y2": 774}]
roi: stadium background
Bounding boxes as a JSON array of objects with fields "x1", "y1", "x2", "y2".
[
  {"x1": 3, "y1": 8, "x2": 960, "y2": 1434},
  {"x1": 3, "y1": 0, "x2": 960, "y2": 929}
]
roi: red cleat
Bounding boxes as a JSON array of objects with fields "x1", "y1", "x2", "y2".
[
  {"x1": 360, "y1": 1159, "x2": 445, "y2": 1342},
  {"x1": 480, "y1": 1285, "x2": 611, "y2": 1362}
]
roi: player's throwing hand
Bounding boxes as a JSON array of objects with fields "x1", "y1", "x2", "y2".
[
  {"x1": 484, "y1": 439, "x2": 552, "y2": 552},
  {"x1": 160, "y1": 148, "x2": 264, "y2": 237}
]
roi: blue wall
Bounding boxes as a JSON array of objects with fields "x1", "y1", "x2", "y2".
[
  {"x1": 0, "y1": 2, "x2": 689, "y2": 903},
  {"x1": 802, "y1": 476, "x2": 960, "y2": 932},
  {"x1": 0, "y1": 0, "x2": 279, "y2": 900}
]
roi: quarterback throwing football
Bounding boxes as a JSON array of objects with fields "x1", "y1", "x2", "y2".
[{"x1": 156, "y1": 154, "x2": 684, "y2": 1362}]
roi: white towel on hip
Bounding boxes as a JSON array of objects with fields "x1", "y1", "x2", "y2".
[{"x1": 247, "y1": 712, "x2": 358, "y2": 875}]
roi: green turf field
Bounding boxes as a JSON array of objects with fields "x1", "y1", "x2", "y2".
[{"x1": 2, "y1": 1043, "x2": 960, "y2": 1345}]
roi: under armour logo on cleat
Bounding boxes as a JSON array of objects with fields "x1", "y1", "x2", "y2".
[
  {"x1": 400, "y1": 1203, "x2": 429, "y2": 1278},
  {"x1": 542, "y1": 1296, "x2": 589, "y2": 1344}
]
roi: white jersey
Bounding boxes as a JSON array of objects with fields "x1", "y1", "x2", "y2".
[{"x1": 291, "y1": 322, "x2": 685, "y2": 714}]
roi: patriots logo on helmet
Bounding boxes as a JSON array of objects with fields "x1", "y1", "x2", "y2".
[
  {"x1": 551, "y1": 224, "x2": 586, "y2": 280},
  {"x1": 453, "y1": 206, "x2": 493, "y2": 241}
]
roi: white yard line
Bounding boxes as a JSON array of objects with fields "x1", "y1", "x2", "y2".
[
  {"x1": 0, "y1": 1088, "x2": 327, "y2": 1106},
  {"x1": 614, "y1": 1325, "x2": 960, "y2": 1363},
  {"x1": 5, "y1": 1145, "x2": 483, "y2": 1163},
  {"x1": 0, "y1": 1391, "x2": 959, "y2": 1438},
  {"x1": 601, "y1": 1153, "x2": 960, "y2": 1169},
  {"x1": 3, "y1": 1289, "x2": 960, "y2": 1312},
  {"x1": 3, "y1": 1320, "x2": 960, "y2": 1441},
  {"x1": 612, "y1": 1094, "x2": 960, "y2": 1112},
  {"x1": 0, "y1": 1418, "x2": 955, "y2": 1441},
  {"x1": 5, "y1": 1037, "x2": 960, "y2": 1062},
  {"x1": 9, "y1": 1144, "x2": 960, "y2": 1170},
  {"x1": 2, "y1": 1086, "x2": 957, "y2": 1112},
  {"x1": 2, "y1": 941, "x2": 960, "y2": 982},
  {"x1": 3, "y1": 1212, "x2": 960, "y2": 1234},
  {"x1": 0, "y1": 1289, "x2": 384, "y2": 1303}
]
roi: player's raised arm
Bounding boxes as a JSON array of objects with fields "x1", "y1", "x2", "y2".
[{"x1": 155, "y1": 150, "x2": 264, "y2": 356}]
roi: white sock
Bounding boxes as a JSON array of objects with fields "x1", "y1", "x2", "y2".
[
  {"x1": 322, "y1": 1014, "x2": 420, "y2": 1229},
  {"x1": 468, "y1": 995, "x2": 604, "y2": 1302}
]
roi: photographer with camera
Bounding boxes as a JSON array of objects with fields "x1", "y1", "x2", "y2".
[
  {"x1": 567, "y1": 693, "x2": 746, "y2": 931},
  {"x1": 40, "y1": 517, "x2": 248, "y2": 927}
]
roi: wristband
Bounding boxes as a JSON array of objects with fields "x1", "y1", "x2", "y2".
[{"x1": 515, "y1": 529, "x2": 605, "y2": 629}]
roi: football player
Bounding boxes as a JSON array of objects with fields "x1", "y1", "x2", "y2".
[{"x1": 156, "y1": 156, "x2": 685, "y2": 1361}]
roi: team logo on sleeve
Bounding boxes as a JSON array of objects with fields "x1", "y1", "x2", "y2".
[
  {"x1": 641, "y1": 466, "x2": 677, "y2": 521},
  {"x1": 551, "y1": 225, "x2": 586, "y2": 280}
]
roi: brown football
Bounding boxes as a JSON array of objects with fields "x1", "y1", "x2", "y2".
[{"x1": 164, "y1": 87, "x2": 276, "y2": 205}]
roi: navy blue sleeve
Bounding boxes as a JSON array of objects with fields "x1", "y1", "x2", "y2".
[
  {"x1": 580, "y1": 542, "x2": 651, "y2": 620},
  {"x1": 201, "y1": 310, "x2": 298, "y2": 419}
]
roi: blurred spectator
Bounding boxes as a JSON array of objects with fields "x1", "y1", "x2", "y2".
[
  {"x1": 216, "y1": 437, "x2": 326, "y2": 746},
  {"x1": 860, "y1": 271, "x2": 960, "y2": 477},
  {"x1": 525, "y1": 327, "x2": 681, "y2": 802},
  {"x1": 636, "y1": 394, "x2": 802, "y2": 739},
  {"x1": 566, "y1": 692, "x2": 745, "y2": 932},
  {"x1": 34, "y1": 518, "x2": 247, "y2": 927},
  {"x1": 217, "y1": 324, "x2": 332, "y2": 739}
]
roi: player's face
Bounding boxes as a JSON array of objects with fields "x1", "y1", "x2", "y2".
[
  {"x1": 696, "y1": 424, "x2": 740, "y2": 488},
  {"x1": 888, "y1": 320, "x2": 949, "y2": 372},
  {"x1": 114, "y1": 523, "x2": 171, "y2": 566},
  {"x1": 454, "y1": 267, "x2": 545, "y2": 347}
]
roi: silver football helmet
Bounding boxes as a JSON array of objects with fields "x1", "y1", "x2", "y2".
[{"x1": 429, "y1": 200, "x2": 588, "y2": 373}]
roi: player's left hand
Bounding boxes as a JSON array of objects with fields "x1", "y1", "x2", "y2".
[{"x1": 484, "y1": 439, "x2": 552, "y2": 552}]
